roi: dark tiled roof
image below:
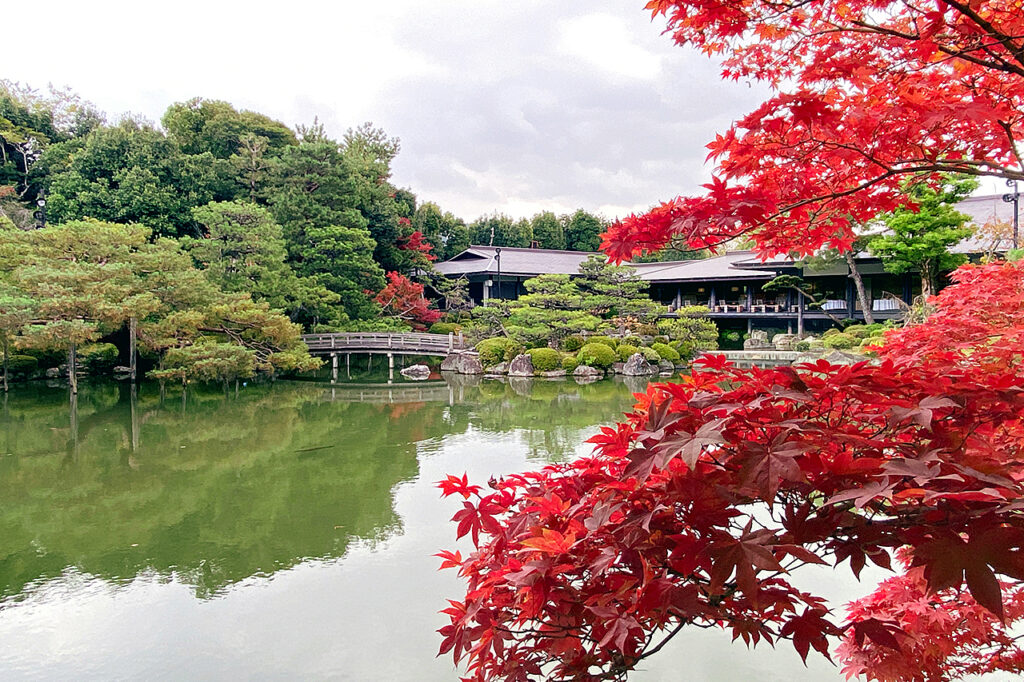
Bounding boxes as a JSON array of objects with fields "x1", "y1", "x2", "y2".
[{"x1": 433, "y1": 246, "x2": 599, "y2": 277}]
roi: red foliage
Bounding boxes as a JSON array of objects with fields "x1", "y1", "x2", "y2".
[
  {"x1": 439, "y1": 262, "x2": 1024, "y2": 680},
  {"x1": 398, "y1": 230, "x2": 437, "y2": 262},
  {"x1": 375, "y1": 272, "x2": 441, "y2": 330},
  {"x1": 601, "y1": 0, "x2": 1023, "y2": 261}
]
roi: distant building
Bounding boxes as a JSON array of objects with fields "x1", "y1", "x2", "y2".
[{"x1": 432, "y1": 195, "x2": 1015, "y2": 333}]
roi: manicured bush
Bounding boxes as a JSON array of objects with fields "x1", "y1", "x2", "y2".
[
  {"x1": 822, "y1": 333, "x2": 857, "y2": 350},
  {"x1": 20, "y1": 347, "x2": 65, "y2": 369},
  {"x1": 795, "y1": 341, "x2": 811, "y2": 352},
  {"x1": 822, "y1": 327, "x2": 843, "y2": 339},
  {"x1": 635, "y1": 324, "x2": 659, "y2": 336},
  {"x1": 651, "y1": 342, "x2": 680, "y2": 363},
  {"x1": 79, "y1": 343, "x2": 119, "y2": 372},
  {"x1": 429, "y1": 322, "x2": 462, "y2": 335},
  {"x1": 577, "y1": 343, "x2": 617, "y2": 369},
  {"x1": 640, "y1": 347, "x2": 661, "y2": 363},
  {"x1": 587, "y1": 336, "x2": 617, "y2": 350},
  {"x1": 561, "y1": 355, "x2": 579, "y2": 372},
  {"x1": 653, "y1": 335, "x2": 669, "y2": 345},
  {"x1": 503, "y1": 341, "x2": 526, "y2": 362},
  {"x1": 718, "y1": 330, "x2": 743, "y2": 350},
  {"x1": 863, "y1": 323, "x2": 886, "y2": 335},
  {"x1": 843, "y1": 325, "x2": 873, "y2": 341},
  {"x1": 526, "y1": 348, "x2": 561, "y2": 372},
  {"x1": 860, "y1": 336, "x2": 885, "y2": 349},
  {"x1": 616, "y1": 344, "x2": 639, "y2": 362},
  {"x1": 4, "y1": 354, "x2": 38, "y2": 376},
  {"x1": 560, "y1": 335, "x2": 585, "y2": 352},
  {"x1": 476, "y1": 338, "x2": 515, "y2": 366}
]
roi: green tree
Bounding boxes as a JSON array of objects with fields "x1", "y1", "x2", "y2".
[
  {"x1": 869, "y1": 175, "x2": 978, "y2": 298},
  {"x1": 469, "y1": 214, "x2": 532, "y2": 247},
  {"x1": 290, "y1": 224, "x2": 385, "y2": 322},
  {"x1": 186, "y1": 201, "x2": 340, "y2": 325},
  {"x1": 0, "y1": 282, "x2": 34, "y2": 391},
  {"x1": 504, "y1": 275, "x2": 603, "y2": 347},
  {"x1": 562, "y1": 209, "x2": 605, "y2": 252},
  {"x1": 530, "y1": 211, "x2": 565, "y2": 250},
  {"x1": 413, "y1": 202, "x2": 469, "y2": 261},
  {"x1": 576, "y1": 255, "x2": 665, "y2": 324},
  {"x1": 162, "y1": 97, "x2": 296, "y2": 160},
  {"x1": 39, "y1": 120, "x2": 230, "y2": 237}
]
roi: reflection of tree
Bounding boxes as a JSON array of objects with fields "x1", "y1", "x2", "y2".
[
  {"x1": 0, "y1": 381, "x2": 426, "y2": 599},
  {"x1": 0, "y1": 376, "x2": 646, "y2": 600}
]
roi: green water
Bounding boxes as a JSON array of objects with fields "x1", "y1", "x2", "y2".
[{"x1": 0, "y1": 375, "x2": 882, "y2": 681}]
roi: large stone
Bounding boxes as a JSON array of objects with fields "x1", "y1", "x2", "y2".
[
  {"x1": 538, "y1": 369, "x2": 567, "y2": 378},
  {"x1": 573, "y1": 364, "x2": 603, "y2": 378},
  {"x1": 484, "y1": 362, "x2": 508, "y2": 375},
  {"x1": 400, "y1": 364, "x2": 431, "y2": 380},
  {"x1": 507, "y1": 353, "x2": 534, "y2": 377},
  {"x1": 821, "y1": 350, "x2": 868, "y2": 366},
  {"x1": 622, "y1": 353, "x2": 656, "y2": 376},
  {"x1": 441, "y1": 352, "x2": 483, "y2": 374},
  {"x1": 772, "y1": 333, "x2": 800, "y2": 351},
  {"x1": 657, "y1": 360, "x2": 675, "y2": 375},
  {"x1": 440, "y1": 353, "x2": 461, "y2": 371},
  {"x1": 744, "y1": 330, "x2": 772, "y2": 350},
  {"x1": 611, "y1": 362, "x2": 625, "y2": 374}
]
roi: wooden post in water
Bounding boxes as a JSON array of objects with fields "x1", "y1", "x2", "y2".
[
  {"x1": 346, "y1": 353, "x2": 350, "y2": 379},
  {"x1": 129, "y1": 316, "x2": 137, "y2": 382},
  {"x1": 388, "y1": 352, "x2": 394, "y2": 383},
  {"x1": 331, "y1": 353, "x2": 338, "y2": 384}
]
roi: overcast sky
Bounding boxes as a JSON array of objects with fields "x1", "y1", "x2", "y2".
[{"x1": 10, "y1": 1, "x2": 771, "y2": 221}]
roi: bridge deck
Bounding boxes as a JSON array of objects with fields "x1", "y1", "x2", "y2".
[{"x1": 301, "y1": 332, "x2": 468, "y2": 356}]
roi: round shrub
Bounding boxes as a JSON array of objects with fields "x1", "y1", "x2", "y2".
[
  {"x1": 616, "y1": 344, "x2": 639, "y2": 362},
  {"x1": 822, "y1": 333, "x2": 857, "y2": 350},
  {"x1": 587, "y1": 336, "x2": 617, "y2": 350},
  {"x1": 476, "y1": 338, "x2": 515, "y2": 366},
  {"x1": 4, "y1": 354, "x2": 38, "y2": 376},
  {"x1": 560, "y1": 335, "x2": 584, "y2": 352},
  {"x1": 503, "y1": 341, "x2": 526, "y2": 362},
  {"x1": 651, "y1": 342, "x2": 680, "y2": 363},
  {"x1": 429, "y1": 322, "x2": 461, "y2": 335},
  {"x1": 860, "y1": 335, "x2": 884, "y2": 349},
  {"x1": 822, "y1": 327, "x2": 843, "y2": 339},
  {"x1": 577, "y1": 343, "x2": 617, "y2": 369},
  {"x1": 561, "y1": 355, "x2": 579, "y2": 372},
  {"x1": 843, "y1": 325, "x2": 872, "y2": 341},
  {"x1": 526, "y1": 348, "x2": 561, "y2": 373},
  {"x1": 653, "y1": 335, "x2": 670, "y2": 345},
  {"x1": 863, "y1": 323, "x2": 886, "y2": 335},
  {"x1": 78, "y1": 343, "x2": 119, "y2": 372},
  {"x1": 20, "y1": 347, "x2": 65, "y2": 369},
  {"x1": 640, "y1": 347, "x2": 660, "y2": 363},
  {"x1": 635, "y1": 324, "x2": 659, "y2": 337},
  {"x1": 795, "y1": 341, "x2": 811, "y2": 352}
]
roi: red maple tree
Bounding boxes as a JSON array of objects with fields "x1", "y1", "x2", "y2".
[
  {"x1": 439, "y1": 1, "x2": 1024, "y2": 680},
  {"x1": 375, "y1": 271, "x2": 441, "y2": 330}
]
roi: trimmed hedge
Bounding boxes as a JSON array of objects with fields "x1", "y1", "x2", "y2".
[
  {"x1": 640, "y1": 347, "x2": 660, "y2": 363},
  {"x1": 822, "y1": 333, "x2": 857, "y2": 350},
  {"x1": 843, "y1": 325, "x2": 874, "y2": 341},
  {"x1": 616, "y1": 344, "x2": 639, "y2": 362},
  {"x1": 4, "y1": 354, "x2": 38, "y2": 375},
  {"x1": 526, "y1": 348, "x2": 561, "y2": 372},
  {"x1": 79, "y1": 343, "x2": 119, "y2": 372},
  {"x1": 577, "y1": 343, "x2": 617, "y2": 369},
  {"x1": 651, "y1": 342, "x2": 680, "y2": 363},
  {"x1": 560, "y1": 335, "x2": 585, "y2": 352},
  {"x1": 587, "y1": 336, "x2": 617, "y2": 350},
  {"x1": 795, "y1": 341, "x2": 811, "y2": 352},
  {"x1": 429, "y1": 322, "x2": 462, "y2": 335},
  {"x1": 476, "y1": 338, "x2": 516, "y2": 366},
  {"x1": 561, "y1": 355, "x2": 579, "y2": 371}
]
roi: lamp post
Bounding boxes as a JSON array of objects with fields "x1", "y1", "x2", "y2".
[
  {"x1": 1004, "y1": 179, "x2": 1020, "y2": 249},
  {"x1": 32, "y1": 188, "x2": 47, "y2": 229},
  {"x1": 495, "y1": 247, "x2": 502, "y2": 301}
]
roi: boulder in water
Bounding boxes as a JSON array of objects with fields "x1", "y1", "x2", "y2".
[
  {"x1": 622, "y1": 353, "x2": 656, "y2": 376},
  {"x1": 507, "y1": 354, "x2": 534, "y2": 377}
]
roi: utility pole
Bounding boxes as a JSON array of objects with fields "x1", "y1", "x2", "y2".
[{"x1": 1004, "y1": 179, "x2": 1020, "y2": 249}]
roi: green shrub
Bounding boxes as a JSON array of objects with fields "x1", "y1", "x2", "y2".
[
  {"x1": 717, "y1": 330, "x2": 743, "y2": 350},
  {"x1": 651, "y1": 342, "x2": 680, "y2": 363},
  {"x1": 635, "y1": 324, "x2": 659, "y2": 336},
  {"x1": 561, "y1": 355, "x2": 579, "y2": 371},
  {"x1": 860, "y1": 336, "x2": 884, "y2": 349},
  {"x1": 863, "y1": 323, "x2": 886, "y2": 335},
  {"x1": 476, "y1": 338, "x2": 515, "y2": 366},
  {"x1": 503, "y1": 342, "x2": 525, "y2": 362},
  {"x1": 843, "y1": 325, "x2": 873, "y2": 341},
  {"x1": 822, "y1": 327, "x2": 843, "y2": 339},
  {"x1": 526, "y1": 348, "x2": 561, "y2": 372},
  {"x1": 78, "y1": 343, "x2": 119, "y2": 372},
  {"x1": 4, "y1": 354, "x2": 38, "y2": 376},
  {"x1": 616, "y1": 344, "x2": 639, "y2": 362},
  {"x1": 560, "y1": 335, "x2": 584, "y2": 352},
  {"x1": 19, "y1": 347, "x2": 65, "y2": 369},
  {"x1": 429, "y1": 322, "x2": 462, "y2": 335},
  {"x1": 577, "y1": 343, "x2": 616, "y2": 369},
  {"x1": 587, "y1": 336, "x2": 617, "y2": 350},
  {"x1": 640, "y1": 347, "x2": 660, "y2": 363},
  {"x1": 822, "y1": 333, "x2": 857, "y2": 350},
  {"x1": 653, "y1": 335, "x2": 669, "y2": 345},
  {"x1": 795, "y1": 341, "x2": 811, "y2": 352}
]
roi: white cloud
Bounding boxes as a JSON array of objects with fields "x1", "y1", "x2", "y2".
[{"x1": 557, "y1": 13, "x2": 664, "y2": 80}]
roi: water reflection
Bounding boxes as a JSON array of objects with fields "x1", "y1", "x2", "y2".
[{"x1": 0, "y1": 376, "x2": 643, "y2": 602}]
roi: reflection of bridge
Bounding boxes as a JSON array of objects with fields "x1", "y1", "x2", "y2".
[
  {"x1": 300, "y1": 332, "x2": 469, "y2": 382},
  {"x1": 315, "y1": 381, "x2": 456, "y2": 405}
]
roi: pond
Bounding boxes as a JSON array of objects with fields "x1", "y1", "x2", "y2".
[{"x1": 0, "y1": 372, "x2": 885, "y2": 681}]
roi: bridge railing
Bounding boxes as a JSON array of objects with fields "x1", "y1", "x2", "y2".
[{"x1": 301, "y1": 332, "x2": 467, "y2": 354}]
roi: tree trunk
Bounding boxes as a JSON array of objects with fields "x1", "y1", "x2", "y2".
[
  {"x1": 2, "y1": 337, "x2": 8, "y2": 393},
  {"x1": 921, "y1": 261, "x2": 935, "y2": 300},
  {"x1": 843, "y1": 251, "x2": 874, "y2": 324},
  {"x1": 129, "y1": 316, "x2": 137, "y2": 382},
  {"x1": 68, "y1": 343, "x2": 78, "y2": 395}
]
